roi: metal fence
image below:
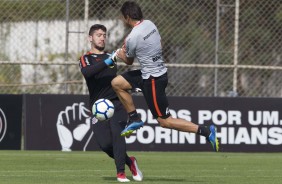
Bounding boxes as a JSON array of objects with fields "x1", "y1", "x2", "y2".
[{"x1": 0, "y1": 0, "x2": 281, "y2": 97}]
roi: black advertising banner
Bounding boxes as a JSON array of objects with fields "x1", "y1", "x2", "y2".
[
  {"x1": 128, "y1": 97, "x2": 282, "y2": 152},
  {"x1": 0, "y1": 95, "x2": 22, "y2": 150},
  {"x1": 24, "y1": 94, "x2": 99, "y2": 151},
  {"x1": 24, "y1": 95, "x2": 282, "y2": 152}
]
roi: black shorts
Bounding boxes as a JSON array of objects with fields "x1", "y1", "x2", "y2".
[{"x1": 121, "y1": 70, "x2": 170, "y2": 119}]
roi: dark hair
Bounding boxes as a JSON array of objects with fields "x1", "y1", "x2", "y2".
[
  {"x1": 121, "y1": 1, "x2": 143, "y2": 21},
  {"x1": 89, "y1": 24, "x2": 107, "y2": 35}
]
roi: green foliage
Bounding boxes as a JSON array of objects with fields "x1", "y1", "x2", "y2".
[
  {"x1": 0, "y1": 0, "x2": 281, "y2": 95},
  {"x1": 239, "y1": 1, "x2": 282, "y2": 65},
  {"x1": 0, "y1": 0, "x2": 66, "y2": 22},
  {"x1": 0, "y1": 65, "x2": 21, "y2": 84}
]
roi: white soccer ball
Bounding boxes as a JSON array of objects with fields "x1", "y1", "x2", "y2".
[{"x1": 92, "y1": 99, "x2": 115, "y2": 121}]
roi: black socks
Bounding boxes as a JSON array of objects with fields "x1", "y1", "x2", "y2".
[
  {"x1": 128, "y1": 110, "x2": 140, "y2": 121},
  {"x1": 197, "y1": 125, "x2": 210, "y2": 138}
]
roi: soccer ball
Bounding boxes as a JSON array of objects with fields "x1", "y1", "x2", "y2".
[{"x1": 92, "y1": 98, "x2": 115, "y2": 121}]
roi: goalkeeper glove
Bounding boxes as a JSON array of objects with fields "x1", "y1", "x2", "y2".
[
  {"x1": 104, "y1": 51, "x2": 116, "y2": 66},
  {"x1": 104, "y1": 57, "x2": 114, "y2": 66}
]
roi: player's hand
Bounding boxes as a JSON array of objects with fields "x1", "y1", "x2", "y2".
[
  {"x1": 111, "y1": 49, "x2": 122, "y2": 63},
  {"x1": 56, "y1": 102, "x2": 92, "y2": 151},
  {"x1": 116, "y1": 48, "x2": 126, "y2": 61}
]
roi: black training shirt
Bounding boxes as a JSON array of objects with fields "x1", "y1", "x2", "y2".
[{"x1": 79, "y1": 52, "x2": 117, "y2": 110}]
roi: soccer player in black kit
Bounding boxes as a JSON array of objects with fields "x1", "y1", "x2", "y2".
[{"x1": 79, "y1": 24, "x2": 143, "y2": 182}]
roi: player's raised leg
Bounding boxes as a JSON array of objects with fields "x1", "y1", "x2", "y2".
[
  {"x1": 157, "y1": 117, "x2": 219, "y2": 152},
  {"x1": 112, "y1": 74, "x2": 144, "y2": 137}
]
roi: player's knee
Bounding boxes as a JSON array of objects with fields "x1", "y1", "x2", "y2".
[
  {"x1": 111, "y1": 75, "x2": 131, "y2": 91},
  {"x1": 159, "y1": 121, "x2": 168, "y2": 128},
  {"x1": 111, "y1": 76, "x2": 122, "y2": 91},
  {"x1": 157, "y1": 118, "x2": 172, "y2": 128}
]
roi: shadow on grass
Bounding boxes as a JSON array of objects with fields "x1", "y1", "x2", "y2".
[{"x1": 103, "y1": 176, "x2": 205, "y2": 183}]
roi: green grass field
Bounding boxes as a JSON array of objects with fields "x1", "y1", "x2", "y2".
[{"x1": 0, "y1": 151, "x2": 281, "y2": 184}]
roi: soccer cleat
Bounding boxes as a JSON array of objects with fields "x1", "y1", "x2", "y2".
[
  {"x1": 117, "y1": 172, "x2": 130, "y2": 182},
  {"x1": 121, "y1": 121, "x2": 144, "y2": 137},
  {"x1": 208, "y1": 125, "x2": 219, "y2": 152},
  {"x1": 129, "y1": 157, "x2": 143, "y2": 181}
]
